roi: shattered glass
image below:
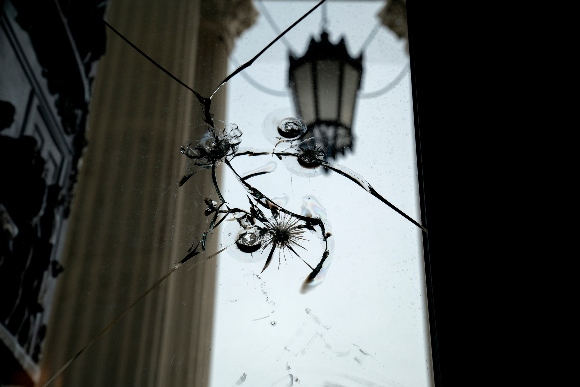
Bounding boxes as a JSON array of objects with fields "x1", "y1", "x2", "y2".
[
  {"x1": 36, "y1": 1, "x2": 433, "y2": 387},
  {"x1": 211, "y1": 2, "x2": 432, "y2": 386}
]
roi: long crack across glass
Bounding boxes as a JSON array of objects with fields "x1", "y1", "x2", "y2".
[{"x1": 40, "y1": 1, "x2": 427, "y2": 385}]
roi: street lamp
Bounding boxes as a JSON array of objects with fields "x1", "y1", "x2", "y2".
[{"x1": 288, "y1": 30, "x2": 363, "y2": 161}]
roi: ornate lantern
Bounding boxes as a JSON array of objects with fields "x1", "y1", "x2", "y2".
[{"x1": 288, "y1": 30, "x2": 363, "y2": 161}]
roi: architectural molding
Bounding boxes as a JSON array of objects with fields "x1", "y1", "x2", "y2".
[
  {"x1": 1, "y1": 0, "x2": 104, "y2": 384},
  {"x1": 378, "y1": 0, "x2": 409, "y2": 53},
  {"x1": 200, "y1": 0, "x2": 258, "y2": 54}
]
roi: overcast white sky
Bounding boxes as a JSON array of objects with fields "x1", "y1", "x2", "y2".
[{"x1": 209, "y1": 1, "x2": 433, "y2": 387}]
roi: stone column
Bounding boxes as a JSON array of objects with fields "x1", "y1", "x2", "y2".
[
  {"x1": 156, "y1": 2, "x2": 256, "y2": 387},
  {"x1": 378, "y1": 0, "x2": 409, "y2": 53},
  {"x1": 39, "y1": 1, "x2": 256, "y2": 386},
  {"x1": 194, "y1": 0, "x2": 258, "y2": 123}
]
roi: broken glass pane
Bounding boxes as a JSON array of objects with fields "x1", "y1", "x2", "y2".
[
  {"x1": 212, "y1": 2, "x2": 432, "y2": 386},
  {"x1": 34, "y1": 1, "x2": 433, "y2": 387}
]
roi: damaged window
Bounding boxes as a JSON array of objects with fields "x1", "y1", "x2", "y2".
[
  {"x1": 212, "y1": 2, "x2": 431, "y2": 386},
  {"x1": 32, "y1": 1, "x2": 434, "y2": 387}
]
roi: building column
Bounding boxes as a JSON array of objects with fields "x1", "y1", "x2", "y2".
[
  {"x1": 157, "y1": 2, "x2": 257, "y2": 387},
  {"x1": 378, "y1": 0, "x2": 409, "y2": 53},
  {"x1": 39, "y1": 1, "x2": 256, "y2": 386}
]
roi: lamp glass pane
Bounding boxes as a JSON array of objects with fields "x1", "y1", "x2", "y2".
[
  {"x1": 292, "y1": 63, "x2": 316, "y2": 125},
  {"x1": 316, "y1": 60, "x2": 340, "y2": 122},
  {"x1": 340, "y1": 64, "x2": 360, "y2": 128}
]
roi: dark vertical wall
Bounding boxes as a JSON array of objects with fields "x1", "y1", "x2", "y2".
[{"x1": 407, "y1": 0, "x2": 513, "y2": 385}]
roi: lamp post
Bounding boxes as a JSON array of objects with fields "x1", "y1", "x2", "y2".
[{"x1": 288, "y1": 30, "x2": 363, "y2": 161}]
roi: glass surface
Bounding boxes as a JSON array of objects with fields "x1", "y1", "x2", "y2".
[
  {"x1": 15, "y1": 1, "x2": 435, "y2": 386},
  {"x1": 316, "y1": 59, "x2": 341, "y2": 121},
  {"x1": 213, "y1": 2, "x2": 432, "y2": 387},
  {"x1": 293, "y1": 63, "x2": 316, "y2": 124},
  {"x1": 340, "y1": 64, "x2": 360, "y2": 127}
]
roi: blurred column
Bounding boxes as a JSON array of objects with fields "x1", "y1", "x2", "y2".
[
  {"x1": 378, "y1": 0, "x2": 409, "y2": 53},
  {"x1": 193, "y1": 0, "x2": 258, "y2": 122},
  {"x1": 157, "y1": 1, "x2": 257, "y2": 386},
  {"x1": 39, "y1": 1, "x2": 256, "y2": 387}
]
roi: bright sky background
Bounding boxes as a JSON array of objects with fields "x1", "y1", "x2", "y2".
[{"x1": 210, "y1": 1, "x2": 433, "y2": 386}]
